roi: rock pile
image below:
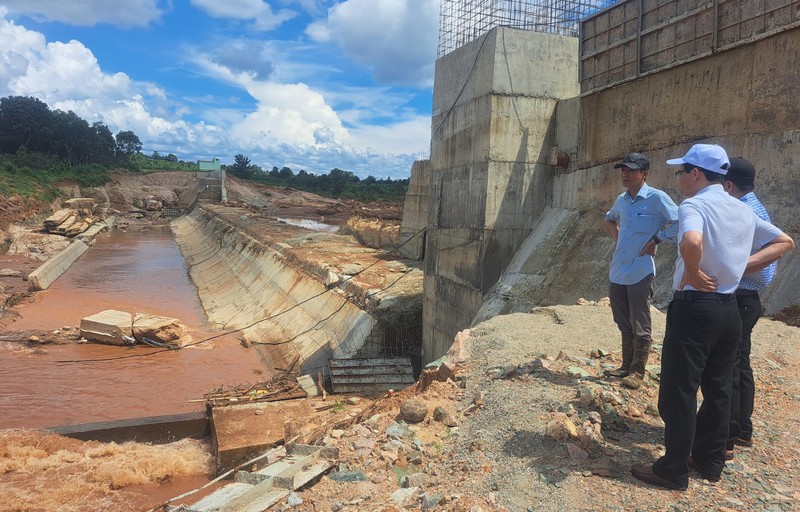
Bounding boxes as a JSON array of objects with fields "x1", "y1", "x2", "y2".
[{"x1": 43, "y1": 198, "x2": 96, "y2": 236}]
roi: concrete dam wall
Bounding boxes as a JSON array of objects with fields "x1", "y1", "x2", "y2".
[
  {"x1": 422, "y1": 21, "x2": 800, "y2": 363},
  {"x1": 171, "y1": 208, "x2": 378, "y2": 377}
]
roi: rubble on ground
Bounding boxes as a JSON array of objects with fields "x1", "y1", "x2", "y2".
[
  {"x1": 79, "y1": 309, "x2": 191, "y2": 347},
  {"x1": 43, "y1": 198, "x2": 96, "y2": 236}
]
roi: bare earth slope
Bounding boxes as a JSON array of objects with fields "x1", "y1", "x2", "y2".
[{"x1": 288, "y1": 303, "x2": 799, "y2": 512}]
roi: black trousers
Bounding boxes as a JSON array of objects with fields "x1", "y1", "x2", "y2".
[
  {"x1": 652, "y1": 294, "x2": 741, "y2": 486},
  {"x1": 729, "y1": 291, "x2": 762, "y2": 445}
]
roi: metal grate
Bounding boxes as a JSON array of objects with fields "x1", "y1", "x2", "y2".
[
  {"x1": 438, "y1": 0, "x2": 616, "y2": 57},
  {"x1": 580, "y1": 0, "x2": 800, "y2": 93}
]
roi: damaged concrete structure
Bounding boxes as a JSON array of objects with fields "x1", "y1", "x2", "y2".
[
  {"x1": 419, "y1": 0, "x2": 800, "y2": 363},
  {"x1": 171, "y1": 205, "x2": 423, "y2": 379}
]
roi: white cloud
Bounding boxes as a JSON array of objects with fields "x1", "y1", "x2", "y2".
[
  {"x1": 190, "y1": 0, "x2": 296, "y2": 31},
  {"x1": 0, "y1": 0, "x2": 164, "y2": 28},
  {"x1": 0, "y1": 11, "x2": 427, "y2": 178},
  {"x1": 307, "y1": 0, "x2": 439, "y2": 87}
]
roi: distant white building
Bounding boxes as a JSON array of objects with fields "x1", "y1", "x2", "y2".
[{"x1": 197, "y1": 157, "x2": 221, "y2": 171}]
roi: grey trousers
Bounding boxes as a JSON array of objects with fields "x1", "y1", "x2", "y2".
[{"x1": 609, "y1": 274, "x2": 655, "y2": 343}]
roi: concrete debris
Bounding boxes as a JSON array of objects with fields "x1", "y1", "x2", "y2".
[
  {"x1": 79, "y1": 309, "x2": 133, "y2": 345},
  {"x1": 341, "y1": 263, "x2": 364, "y2": 275},
  {"x1": 324, "y1": 270, "x2": 340, "y2": 286},
  {"x1": 132, "y1": 313, "x2": 191, "y2": 347},
  {"x1": 43, "y1": 199, "x2": 96, "y2": 236}
]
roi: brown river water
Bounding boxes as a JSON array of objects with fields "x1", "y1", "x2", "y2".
[{"x1": 0, "y1": 225, "x2": 270, "y2": 429}]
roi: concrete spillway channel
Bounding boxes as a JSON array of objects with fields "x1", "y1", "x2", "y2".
[{"x1": 170, "y1": 204, "x2": 424, "y2": 382}]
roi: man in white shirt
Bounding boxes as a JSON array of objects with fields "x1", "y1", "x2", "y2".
[{"x1": 631, "y1": 144, "x2": 794, "y2": 491}]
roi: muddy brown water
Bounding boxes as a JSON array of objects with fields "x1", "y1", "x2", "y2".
[{"x1": 0, "y1": 225, "x2": 270, "y2": 429}]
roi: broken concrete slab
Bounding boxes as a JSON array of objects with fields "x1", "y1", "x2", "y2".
[
  {"x1": 296, "y1": 374, "x2": 319, "y2": 397},
  {"x1": 132, "y1": 313, "x2": 191, "y2": 347},
  {"x1": 79, "y1": 309, "x2": 133, "y2": 345},
  {"x1": 210, "y1": 401, "x2": 318, "y2": 473}
]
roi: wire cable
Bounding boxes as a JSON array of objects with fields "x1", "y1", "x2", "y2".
[{"x1": 53, "y1": 224, "x2": 428, "y2": 364}]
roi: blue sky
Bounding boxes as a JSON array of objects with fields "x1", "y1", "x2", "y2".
[{"x1": 0, "y1": 0, "x2": 439, "y2": 178}]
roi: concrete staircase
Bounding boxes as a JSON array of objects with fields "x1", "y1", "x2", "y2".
[{"x1": 169, "y1": 444, "x2": 338, "y2": 512}]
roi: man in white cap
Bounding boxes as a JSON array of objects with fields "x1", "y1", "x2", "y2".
[
  {"x1": 604, "y1": 152, "x2": 678, "y2": 388},
  {"x1": 723, "y1": 157, "x2": 777, "y2": 460},
  {"x1": 631, "y1": 144, "x2": 794, "y2": 491}
]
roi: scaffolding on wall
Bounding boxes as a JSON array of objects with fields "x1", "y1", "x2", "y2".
[{"x1": 438, "y1": 0, "x2": 615, "y2": 57}]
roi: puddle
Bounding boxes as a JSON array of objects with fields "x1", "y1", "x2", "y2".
[{"x1": 276, "y1": 217, "x2": 339, "y2": 232}]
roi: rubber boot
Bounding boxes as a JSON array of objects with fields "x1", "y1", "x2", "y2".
[
  {"x1": 621, "y1": 338, "x2": 652, "y2": 389},
  {"x1": 606, "y1": 335, "x2": 634, "y2": 378}
]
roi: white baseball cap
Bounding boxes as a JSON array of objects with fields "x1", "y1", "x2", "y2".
[{"x1": 666, "y1": 144, "x2": 730, "y2": 175}]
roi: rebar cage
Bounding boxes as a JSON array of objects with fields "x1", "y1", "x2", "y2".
[{"x1": 438, "y1": 0, "x2": 616, "y2": 57}]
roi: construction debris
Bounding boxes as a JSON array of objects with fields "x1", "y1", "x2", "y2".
[
  {"x1": 43, "y1": 198, "x2": 96, "y2": 236},
  {"x1": 198, "y1": 373, "x2": 307, "y2": 407}
]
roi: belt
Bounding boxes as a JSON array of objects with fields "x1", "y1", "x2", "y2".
[
  {"x1": 735, "y1": 288, "x2": 760, "y2": 297},
  {"x1": 672, "y1": 290, "x2": 734, "y2": 302}
]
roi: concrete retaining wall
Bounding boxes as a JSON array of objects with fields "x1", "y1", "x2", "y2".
[
  {"x1": 423, "y1": 28, "x2": 580, "y2": 362},
  {"x1": 398, "y1": 160, "x2": 430, "y2": 260},
  {"x1": 425, "y1": 25, "x2": 800, "y2": 364},
  {"x1": 27, "y1": 240, "x2": 89, "y2": 291},
  {"x1": 26, "y1": 219, "x2": 114, "y2": 291},
  {"x1": 170, "y1": 209, "x2": 377, "y2": 376}
]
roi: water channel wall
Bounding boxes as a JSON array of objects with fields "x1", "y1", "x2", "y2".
[
  {"x1": 27, "y1": 218, "x2": 115, "y2": 291},
  {"x1": 419, "y1": 22, "x2": 800, "y2": 363},
  {"x1": 171, "y1": 208, "x2": 377, "y2": 377}
]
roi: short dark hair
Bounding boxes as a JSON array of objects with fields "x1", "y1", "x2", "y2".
[
  {"x1": 700, "y1": 169, "x2": 724, "y2": 183},
  {"x1": 725, "y1": 179, "x2": 754, "y2": 193}
]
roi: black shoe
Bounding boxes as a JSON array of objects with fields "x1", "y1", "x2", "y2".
[
  {"x1": 687, "y1": 456, "x2": 721, "y2": 482},
  {"x1": 631, "y1": 464, "x2": 687, "y2": 491},
  {"x1": 734, "y1": 437, "x2": 753, "y2": 447}
]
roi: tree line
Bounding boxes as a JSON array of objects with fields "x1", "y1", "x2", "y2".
[
  {"x1": 226, "y1": 154, "x2": 409, "y2": 203},
  {"x1": 0, "y1": 95, "x2": 409, "y2": 204},
  {"x1": 0, "y1": 96, "x2": 143, "y2": 167}
]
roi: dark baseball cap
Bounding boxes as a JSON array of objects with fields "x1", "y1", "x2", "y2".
[
  {"x1": 614, "y1": 152, "x2": 650, "y2": 171},
  {"x1": 725, "y1": 157, "x2": 756, "y2": 187}
]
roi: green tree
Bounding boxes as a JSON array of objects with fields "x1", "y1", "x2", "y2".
[
  {"x1": 229, "y1": 153, "x2": 253, "y2": 179},
  {"x1": 89, "y1": 122, "x2": 116, "y2": 166},
  {"x1": 0, "y1": 96, "x2": 53, "y2": 154},
  {"x1": 50, "y1": 109, "x2": 91, "y2": 166},
  {"x1": 115, "y1": 130, "x2": 142, "y2": 158},
  {"x1": 278, "y1": 166, "x2": 294, "y2": 180}
]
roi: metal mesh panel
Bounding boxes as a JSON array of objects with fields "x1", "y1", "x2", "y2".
[
  {"x1": 438, "y1": 0, "x2": 615, "y2": 57},
  {"x1": 580, "y1": 0, "x2": 800, "y2": 93}
]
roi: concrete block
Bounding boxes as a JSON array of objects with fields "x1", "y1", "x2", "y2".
[
  {"x1": 80, "y1": 310, "x2": 133, "y2": 346},
  {"x1": 210, "y1": 401, "x2": 317, "y2": 473},
  {"x1": 296, "y1": 374, "x2": 319, "y2": 397},
  {"x1": 27, "y1": 240, "x2": 89, "y2": 291}
]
